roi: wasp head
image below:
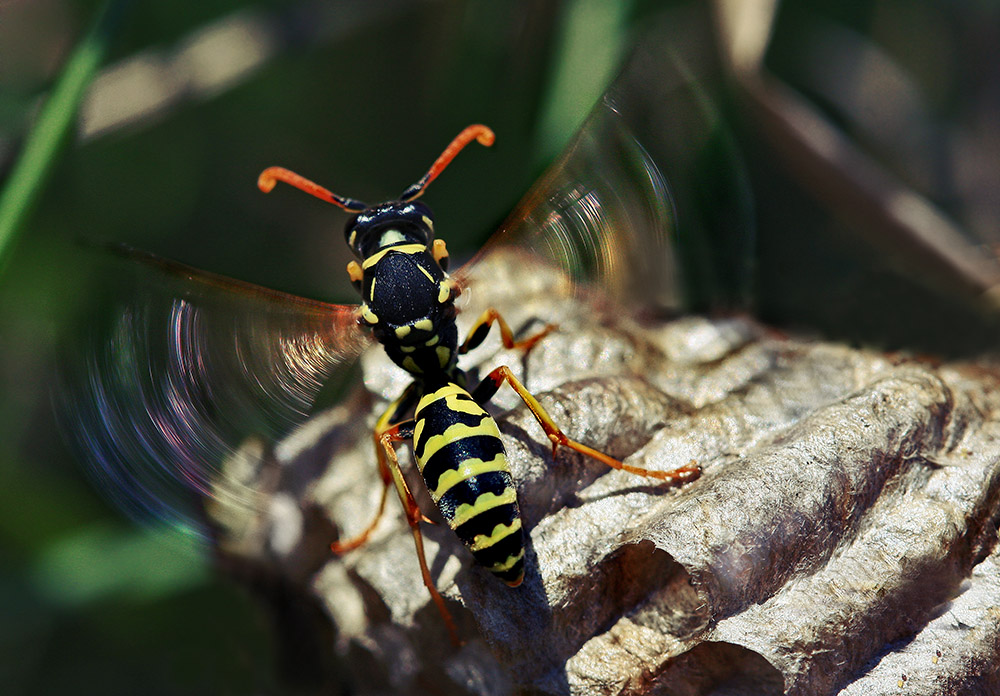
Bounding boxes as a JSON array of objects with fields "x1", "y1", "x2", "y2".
[{"x1": 344, "y1": 201, "x2": 435, "y2": 261}]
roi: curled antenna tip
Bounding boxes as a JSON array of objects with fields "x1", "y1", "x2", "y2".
[
  {"x1": 257, "y1": 167, "x2": 282, "y2": 193},
  {"x1": 254, "y1": 166, "x2": 368, "y2": 211},
  {"x1": 398, "y1": 124, "x2": 497, "y2": 201},
  {"x1": 474, "y1": 126, "x2": 496, "y2": 147}
]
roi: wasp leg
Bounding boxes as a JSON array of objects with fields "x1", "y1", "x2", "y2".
[
  {"x1": 331, "y1": 383, "x2": 422, "y2": 554},
  {"x1": 377, "y1": 420, "x2": 463, "y2": 647},
  {"x1": 330, "y1": 483, "x2": 391, "y2": 554},
  {"x1": 459, "y1": 307, "x2": 555, "y2": 354},
  {"x1": 473, "y1": 365, "x2": 700, "y2": 484}
]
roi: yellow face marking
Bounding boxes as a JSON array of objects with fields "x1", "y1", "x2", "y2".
[
  {"x1": 395, "y1": 324, "x2": 411, "y2": 338},
  {"x1": 430, "y1": 454, "x2": 509, "y2": 500},
  {"x1": 413, "y1": 419, "x2": 424, "y2": 445},
  {"x1": 348, "y1": 229, "x2": 357, "y2": 247},
  {"x1": 488, "y1": 549, "x2": 525, "y2": 573},
  {"x1": 436, "y1": 346, "x2": 451, "y2": 367},
  {"x1": 416, "y1": 419, "x2": 501, "y2": 468},
  {"x1": 369, "y1": 276, "x2": 377, "y2": 302},
  {"x1": 418, "y1": 264, "x2": 435, "y2": 285},
  {"x1": 450, "y1": 488, "x2": 517, "y2": 529},
  {"x1": 400, "y1": 344, "x2": 416, "y2": 353},
  {"x1": 470, "y1": 519, "x2": 522, "y2": 552},
  {"x1": 413, "y1": 318, "x2": 434, "y2": 332},
  {"x1": 361, "y1": 243, "x2": 425, "y2": 270},
  {"x1": 360, "y1": 304, "x2": 378, "y2": 324},
  {"x1": 402, "y1": 356, "x2": 422, "y2": 374},
  {"x1": 422, "y1": 215, "x2": 433, "y2": 230},
  {"x1": 424, "y1": 335, "x2": 439, "y2": 347},
  {"x1": 347, "y1": 260, "x2": 363, "y2": 283},
  {"x1": 378, "y1": 229, "x2": 406, "y2": 248}
]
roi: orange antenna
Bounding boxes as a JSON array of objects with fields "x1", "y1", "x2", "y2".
[
  {"x1": 399, "y1": 125, "x2": 495, "y2": 201},
  {"x1": 257, "y1": 167, "x2": 369, "y2": 212}
]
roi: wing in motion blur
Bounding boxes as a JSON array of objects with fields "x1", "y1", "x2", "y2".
[{"x1": 60, "y1": 245, "x2": 370, "y2": 535}]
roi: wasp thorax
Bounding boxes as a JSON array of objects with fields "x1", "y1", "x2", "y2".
[{"x1": 345, "y1": 200, "x2": 435, "y2": 260}]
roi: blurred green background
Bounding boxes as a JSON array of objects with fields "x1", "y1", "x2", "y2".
[{"x1": 2, "y1": 0, "x2": 998, "y2": 693}]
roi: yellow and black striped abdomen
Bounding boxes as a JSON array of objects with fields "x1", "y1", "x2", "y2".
[{"x1": 413, "y1": 383, "x2": 524, "y2": 586}]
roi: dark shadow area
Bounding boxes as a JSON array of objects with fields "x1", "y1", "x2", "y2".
[{"x1": 650, "y1": 642, "x2": 784, "y2": 696}]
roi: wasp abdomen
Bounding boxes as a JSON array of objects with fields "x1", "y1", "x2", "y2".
[{"x1": 413, "y1": 383, "x2": 525, "y2": 586}]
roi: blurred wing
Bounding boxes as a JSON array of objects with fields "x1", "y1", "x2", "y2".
[
  {"x1": 459, "y1": 100, "x2": 681, "y2": 312},
  {"x1": 457, "y1": 44, "x2": 754, "y2": 314},
  {"x1": 60, "y1": 246, "x2": 370, "y2": 535}
]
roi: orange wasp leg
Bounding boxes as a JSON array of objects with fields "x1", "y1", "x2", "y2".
[
  {"x1": 459, "y1": 307, "x2": 556, "y2": 355},
  {"x1": 377, "y1": 420, "x2": 463, "y2": 647},
  {"x1": 472, "y1": 365, "x2": 701, "y2": 484},
  {"x1": 331, "y1": 384, "x2": 423, "y2": 554}
]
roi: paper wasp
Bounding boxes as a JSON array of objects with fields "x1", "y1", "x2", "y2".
[{"x1": 63, "y1": 101, "x2": 707, "y2": 646}]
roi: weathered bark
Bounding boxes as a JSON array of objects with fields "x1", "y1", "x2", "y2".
[{"x1": 209, "y1": 250, "x2": 1000, "y2": 695}]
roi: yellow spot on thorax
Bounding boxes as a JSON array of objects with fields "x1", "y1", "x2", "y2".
[
  {"x1": 417, "y1": 264, "x2": 435, "y2": 284},
  {"x1": 437, "y1": 279, "x2": 453, "y2": 304},
  {"x1": 402, "y1": 356, "x2": 422, "y2": 374},
  {"x1": 361, "y1": 243, "x2": 426, "y2": 270},
  {"x1": 436, "y1": 345, "x2": 452, "y2": 367}
]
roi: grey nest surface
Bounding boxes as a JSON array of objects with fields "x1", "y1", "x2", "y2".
[{"x1": 209, "y1": 250, "x2": 1000, "y2": 696}]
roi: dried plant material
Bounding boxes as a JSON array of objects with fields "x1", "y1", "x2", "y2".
[{"x1": 210, "y1": 251, "x2": 1000, "y2": 695}]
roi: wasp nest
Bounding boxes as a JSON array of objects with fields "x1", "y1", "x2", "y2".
[{"x1": 210, "y1": 250, "x2": 1000, "y2": 696}]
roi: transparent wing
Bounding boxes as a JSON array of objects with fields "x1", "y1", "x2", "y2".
[
  {"x1": 457, "y1": 45, "x2": 754, "y2": 315},
  {"x1": 459, "y1": 102, "x2": 681, "y2": 312},
  {"x1": 60, "y1": 246, "x2": 370, "y2": 536}
]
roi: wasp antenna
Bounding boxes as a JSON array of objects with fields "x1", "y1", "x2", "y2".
[
  {"x1": 399, "y1": 124, "x2": 495, "y2": 201},
  {"x1": 257, "y1": 166, "x2": 369, "y2": 212}
]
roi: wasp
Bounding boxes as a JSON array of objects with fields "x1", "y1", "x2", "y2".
[
  {"x1": 63, "y1": 115, "x2": 701, "y2": 648},
  {"x1": 255, "y1": 125, "x2": 700, "y2": 643}
]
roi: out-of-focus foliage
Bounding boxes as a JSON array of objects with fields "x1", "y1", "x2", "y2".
[
  {"x1": 751, "y1": 0, "x2": 1000, "y2": 350},
  {"x1": 1, "y1": 0, "x2": 998, "y2": 693}
]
